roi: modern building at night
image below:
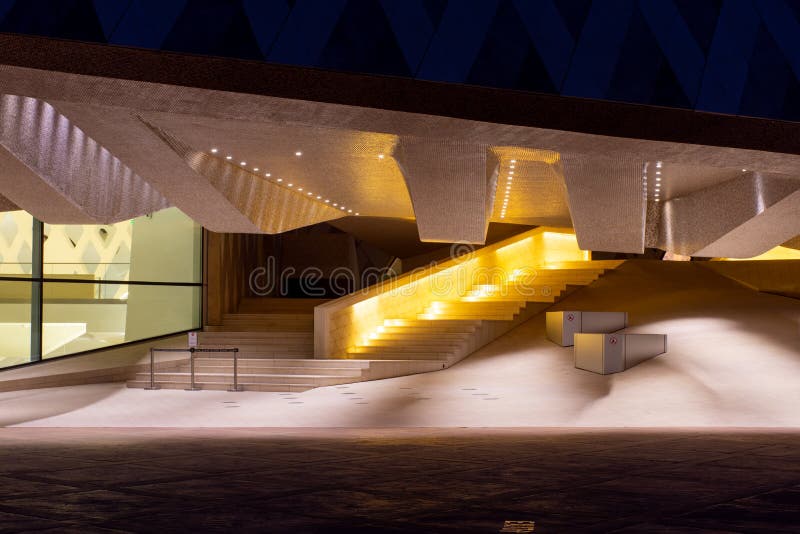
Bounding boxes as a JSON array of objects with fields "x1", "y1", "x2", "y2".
[{"x1": 0, "y1": 3, "x2": 799, "y2": 530}]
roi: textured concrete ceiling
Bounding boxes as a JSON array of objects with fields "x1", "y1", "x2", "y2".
[
  {"x1": 0, "y1": 95, "x2": 167, "y2": 223},
  {"x1": 0, "y1": 62, "x2": 797, "y2": 256},
  {"x1": 655, "y1": 172, "x2": 800, "y2": 257}
]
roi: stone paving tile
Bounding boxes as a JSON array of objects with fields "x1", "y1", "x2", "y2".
[
  {"x1": 702, "y1": 453, "x2": 800, "y2": 472},
  {"x1": 0, "y1": 474, "x2": 78, "y2": 499},
  {"x1": 0, "y1": 428, "x2": 799, "y2": 531},
  {"x1": 251, "y1": 488, "x2": 450, "y2": 522},
  {"x1": 104, "y1": 507, "x2": 409, "y2": 534},
  {"x1": 669, "y1": 500, "x2": 800, "y2": 533},
  {"x1": 11, "y1": 463, "x2": 195, "y2": 488},
  {"x1": 0, "y1": 510, "x2": 65, "y2": 533},
  {"x1": 0, "y1": 452, "x2": 103, "y2": 475},
  {"x1": 1, "y1": 489, "x2": 201, "y2": 524},
  {"x1": 610, "y1": 521, "x2": 741, "y2": 533}
]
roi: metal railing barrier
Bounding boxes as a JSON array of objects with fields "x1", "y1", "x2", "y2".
[{"x1": 146, "y1": 346, "x2": 241, "y2": 392}]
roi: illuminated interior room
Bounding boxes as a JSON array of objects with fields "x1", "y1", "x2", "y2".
[{"x1": 0, "y1": 2, "x2": 799, "y2": 531}]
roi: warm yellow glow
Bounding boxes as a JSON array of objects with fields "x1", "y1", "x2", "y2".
[
  {"x1": 716, "y1": 246, "x2": 800, "y2": 261},
  {"x1": 318, "y1": 227, "x2": 617, "y2": 358}
]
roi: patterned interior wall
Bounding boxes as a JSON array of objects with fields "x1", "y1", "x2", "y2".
[{"x1": 0, "y1": 0, "x2": 798, "y2": 121}]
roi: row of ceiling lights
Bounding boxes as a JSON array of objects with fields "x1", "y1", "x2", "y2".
[
  {"x1": 646, "y1": 163, "x2": 750, "y2": 204},
  {"x1": 500, "y1": 159, "x2": 516, "y2": 219},
  {"x1": 209, "y1": 147, "x2": 362, "y2": 216},
  {"x1": 643, "y1": 160, "x2": 663, "y2": 203}
]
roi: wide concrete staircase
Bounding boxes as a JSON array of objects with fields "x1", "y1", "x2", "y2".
[
  {"x1": 128, "y1": 299, "x2": 374, "y2": 392},
  {"x1": 129, "y1": 229, "x2": 623, "y2": 392},
  {"x1": 127, "y1": 299, "x2": 443, "y2": 392},
  {"x1": 346, "y1": 265, "x2": 615, "y2": 363}
]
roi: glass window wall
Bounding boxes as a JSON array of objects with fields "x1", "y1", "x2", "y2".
[{"x1": 0, "y1": 207, "x2": 202, "y2": 369}]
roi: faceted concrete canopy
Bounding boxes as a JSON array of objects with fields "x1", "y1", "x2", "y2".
[{"x1": 0, "y1": 37, "x2": 798, "y2": 254}]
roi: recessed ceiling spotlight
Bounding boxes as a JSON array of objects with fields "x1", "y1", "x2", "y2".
[
  {"x1": 240, "y1": 161, "x2": 247, "y2": 166},
  {"x1": 656, "y1": 161, "x2": 662, "y2": 168},
  {"x1": 378, "y1": 154, "x2": 385, "y2": 159},
  {"x1": 210, "y1": 148, "x2": 218, "y2": 153},
  {"x1": 340, "y1": 206, "x2": 346, "y2": 211},
  {"x1": 226, "y1": 155, "x2": 232, "y2": 160},
  {"x1": 348, "y1": 209, "x2": 353, "y2": 213},
  {"x1": 510, "y1": 165, "x2": 515, "y2": 169},
  {"x1": 509, "y1": 171, "x2": 514, "y2": 175},
  {"x1": 656, "y1": 171, "x2": 661, "y2": 175},
  {"x1": 655, "y1": 177, "x2": 661, "y2": 181},
  {"x1": 506, "y1": 186, "x2": 511, "y2": 190},
  {"x1": 276, "y1": 178, "x2": 282, "y2": 182},
  {"x1": 355, "y1": 212, "x2": 360, "y2": 216},
  {"x1": 288, "y1": 183, "x2": 293, "y2": 187},
  {"x1": 325, "y1": 199, "x2": 330, "y2": 203},
  {"x1": 655, "y1": 198, "x2": 660, "y2": 202},
  {"x1": 510, "y1": 159, "x2": 516, "y2": 163},
  {"x1": 266, "y1": 173, "x2": 272, "y2": 177},
  {"x1": 253, "y1": 167, "x2": 259, "y2": 172},
  {"x1": 307, "y1": 192, "x2": 312, "y2": 196},
  {"x1": 317, "y1": 195, "x2": 321, "y2": 199},
  {"x1": 295, "y1": 151, "x2": 302, "y2": 157},
  {"x1": 333, "y1": 203, "x2": 338, "y2": 206},
  {"x1": 298, "y1": 187, "x2": 303, "y2": 191},
  {"x1": 742, "y1": 168, "x2": 747, "y2": 172}
]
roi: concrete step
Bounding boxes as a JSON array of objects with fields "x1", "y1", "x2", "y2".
[
  {"x1": 383, "y1": 319, "x2": 481, "y2": 328},
  {"x1": 347, "y1": 348, "x2": 453, "y2": 359},
  {"x1": 180, "y1": 365, "x2": 364, "y2": 377},
  {"x1": 418, "y1": 313, "x2": 516, "y2": 321},
  {"x1": 379, "y1": 326, "x2": 478, "y2": 336},
  {"x1": 134, "y1": 372, "x2": 355, "y2": 386},
  {"x1": 127, "y1": 380, "x2": 316, "y2": 392},
  {"x1": 423, "y1": 307, "x2": 522, "y2": 316},
  {"x1": 374, "y1": 331, "x2": 474, "y2": 340},
  {"x1": 346, "y1": 353, "x2": 451, "y2": 361},
  {"x1": 200, "y1": 330, "x2": 312, "y2": 338},
  {"x1": 237, "y1": 297, "x2": 328, "y2": 314},
  {"x1": 430, "y1": 300, "x2": 526, "y2": 307},
  {"x1": 365, "y1": 339, "x2": 464, "y2": 348},
  {"x1": 461, "y1": 295, "x2": 557, "y2": 302},
  {"x1": 189, "y1": 357, "x2": 371, "y2": 368},
  {"x1": 199, "y1": 336, "x2": 313, "y2": 345},
  {"x1": 205, "y1": 324, "x2": 312, "y2": 333}
]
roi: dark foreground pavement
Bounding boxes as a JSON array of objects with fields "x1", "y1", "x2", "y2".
[{"x1": 0, "y1": 428, "x2": 798, "y2": 533}]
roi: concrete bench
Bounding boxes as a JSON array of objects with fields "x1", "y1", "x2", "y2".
[
  {"x1": 546, "y1": 311, "x2": 628, "y2": 346},
  {"x1": 574, "y1": 333, "x2": 667, "y2": 375}
]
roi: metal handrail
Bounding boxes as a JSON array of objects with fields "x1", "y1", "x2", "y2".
[{"x1": 146, "y1": 346, "x2": 241, "y2": 392}]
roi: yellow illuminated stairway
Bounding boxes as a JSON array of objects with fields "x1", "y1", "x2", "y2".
[{"x1": 345, "y1": 266, "x2": 614, "y2": 362}]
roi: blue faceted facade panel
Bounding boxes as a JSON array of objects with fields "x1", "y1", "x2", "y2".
[{"x1": 1, "y1": 0, "x2": 799, "y2": 121}]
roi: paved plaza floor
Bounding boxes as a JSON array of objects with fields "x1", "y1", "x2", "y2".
[{"x1": 0, "y1": 428, "x2": 799, "y2": 532}]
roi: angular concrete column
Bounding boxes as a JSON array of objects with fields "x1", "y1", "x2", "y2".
[
  {"x1": 561, "y1": 155, "x2": 646, "y2": 253},
  {"x1": 394, "y1": 138, "x2": 497, "y2": 244},
  {"x1": 657, "y1": 172, "x2": 800, "y2": 257},
  {"x1": 0, "y1": 95, "x2": 168, "y2": 224}
]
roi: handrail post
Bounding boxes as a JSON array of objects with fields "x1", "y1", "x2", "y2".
[
  {"x1": 185, "y1": 347, "x2": 201, "y2": 391},
  {"x1": 228, "y1": 348, "x2": 243, "y2": 392},
  {"x1": 144, "y1": 347, "x2": 160, "y2": 390}
]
